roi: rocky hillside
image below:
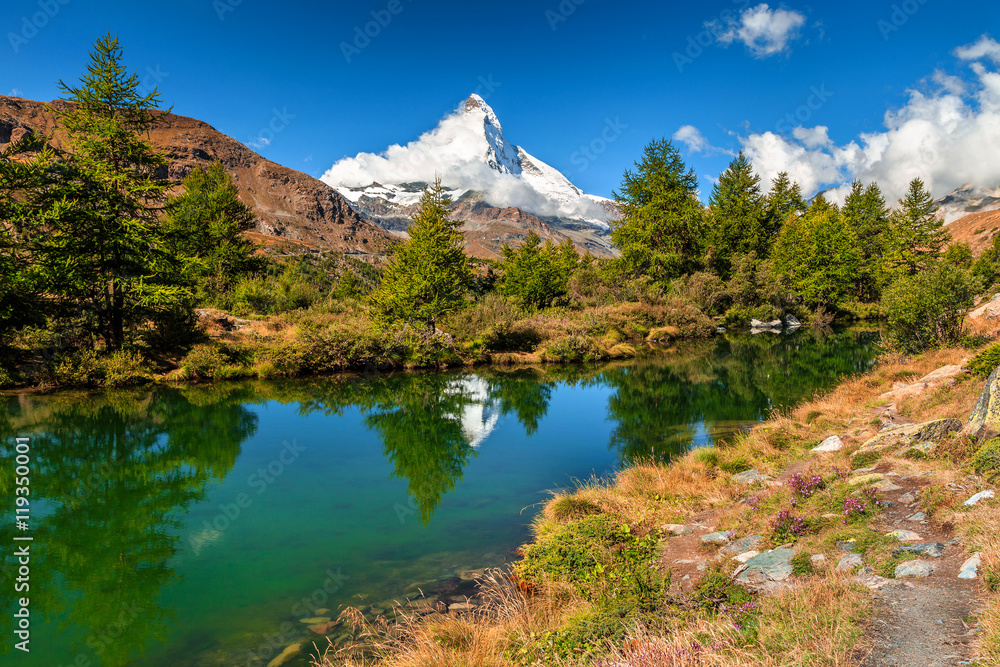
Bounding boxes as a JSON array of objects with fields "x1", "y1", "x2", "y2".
[
  {"x1": 0, "y1": 95, "x2": 397, "y2": 258},
  {"x1": 945, "y1": 209, "x2": 1000, "y2": 256}
]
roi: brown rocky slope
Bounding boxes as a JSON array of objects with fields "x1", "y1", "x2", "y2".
[{"x1": 0, "y1": 95, "x2": 397, "y2": 258}]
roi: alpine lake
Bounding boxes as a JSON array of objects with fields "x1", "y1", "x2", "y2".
[{"x1": 0, "y1": 327, "x2": 882, "y2": 667}]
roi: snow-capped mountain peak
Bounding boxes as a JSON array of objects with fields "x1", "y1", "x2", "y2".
[{"x1": 461, "y1": 94, "x2": 522, "y2": 176}]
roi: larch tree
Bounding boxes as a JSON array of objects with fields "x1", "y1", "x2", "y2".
[
  {"x1": 707, "y1": 151, "x2": 767, "y2": 277},
  {"x1": 369, "y1": 178, "x2": 473, "y2": 332},
  {"x1": 610, "y1": 138, "x2": 705, "y2": 286},
  {"x1": 884, "y1": 177, "x2": 948, "y2": 280},
  {"x1": 841, "y1": 180, "x2": 890, "y2": 301}
]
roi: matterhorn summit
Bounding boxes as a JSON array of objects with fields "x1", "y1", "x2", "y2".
[{"x1": 321, "y1": 95, "x2": 618, "y2": 259}]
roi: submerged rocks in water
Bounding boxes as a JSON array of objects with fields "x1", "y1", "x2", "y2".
[
  {"x1": 298, "y1": 616, "x2": 331, "y2": 625},
  {"x1": 266, "y1": 642, "x2": 302, "y2": 667}
]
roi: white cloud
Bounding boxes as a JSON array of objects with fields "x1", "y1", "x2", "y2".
[
  {"x1": 673, "y1": 125, "x2": 711, "y2": 153},
  {"x1": 321, "y1": 101, "x2": 608, "y2": 221},
  {"x1": 727, "y1": 36, "x2": 1000, "y2": 209},
  {"x1": 9, "y1": 88, "x2": 22, "y2": 97},
  {"x1": 955, "y1": 35, "x2": 1000, "y2": 65},
  {"x1": 248, "y1": 136, "x2": 271, "y2": 149},
  {"x1": 712, "y1": 3, "x2": 807, "y2": 58}
]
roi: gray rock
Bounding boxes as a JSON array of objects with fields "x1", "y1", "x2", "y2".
[
  {"x1": 663, "y1": 524, "x2": 693, "y2": 536},
  {"x1": 836, "y1": 540, "x2": 858, "y2": 553},
  {"x1": 886, "y1": 529, "x2": 921, "y2": 542},
  {"x1": 852, "y1": 418, "x2": 962, "y2": 463},
  {"x1": 959, "y1": 553, "x2": 981, "y2": 579},
  {"x1": 732, "y1": 469, "x2": 772, "y2": 484},
  {"x1": 750, "y1": 318, "x2": 783, "y2": 330},
  {"x1": 906, "y1": 512, "x2": 926, "y2": 522},
  {"x1": 893, "y1": 542, "x2": 944, "y2": 558},
  {"x1": 784, "y1": 313, "x2": 802, "y2": 327},
  {"x1": 894, "y1": 559, "x2": 936, "y2": 578},
  {"x1": 965, "y1": 366, "x2": 1000, "y2": 439},
  {"x1": 266, "y1": 643, "x2": 303, "y2": 667},
  {"x1": 812, "y1": 435, "x2": 844, "y2": 452},
  {"x1": 735, "y1": 548, "x2": 796, "y2": 591},
  {"x1": 873, "y1": 479, "x2": 903, "y2": 492},
  {"x1": 719, "y1": 534, "x2": 765, "y2": 559},
  {"x1": 701, "y1": 531, "x2": 732, "y2": 545},
  {"x1": 963, "y1": 490, "x2": 995, "y2": 506},
  {"x1": 898, "y1": 492, "x2": 916, "y2": 503},
  {"x1": 836, "y1": 553, "x2": 863, "y2": 571},
  {"x1": 811, "y1": 554, "x2": 826, "y2": 563}
]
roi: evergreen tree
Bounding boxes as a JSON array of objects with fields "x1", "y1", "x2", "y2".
[
  {"x1": 841, "y1": 180, "x2": 890, "y2": 301},
  {"x1": 610, "y1": 138, "x2": 705, "y2": 285},
  {"x1": 884, "y1": 177, "x2": 947, "y2": 280},
  {"x1": 764, "y1": 171, "x2": 807, "y2": 230},
  {"x1": 162, "y1": 162, "x2": 264, "y2": 288},
  {"x1": 24, "y1": 34, "x2": 187, "y2": 350},
  {"x1": 369, "y1": 178, "x2": 472, "y2": 331},
  {"x1": 771, "y1": 202, "x2": 861, "y2": 307},
  {"x1": 497, "y1": 232, "x2": 578, "y2": 309},
  {"x1": 707, "y1": 151, "x2": 767, "y2": 276}
]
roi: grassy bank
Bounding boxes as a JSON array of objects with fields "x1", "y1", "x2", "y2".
[{"x1": 306, "y1": 328, "x2": 1000, "y2": 666}]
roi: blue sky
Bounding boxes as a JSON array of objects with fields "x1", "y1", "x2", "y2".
[{"x1": 2, "y1": 0, "x2": 999, "y2": 204}]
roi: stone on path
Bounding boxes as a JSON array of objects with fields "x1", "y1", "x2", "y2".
[
  {"x1": 898, "y1": 492, "x2": 916, "y2": 504},
  {"x1": 959, "y1": 553, "x2": 981, "y2": 579},
  {"x1": 701, "y1": 531, "x2": 732, "y2": 545},
  {"x1": 852, "y1": 419, "x2": 961, "y2": 463},
  {"x1": 836, "y1": 553, "x2": 863, "y2": 571},
  {"x1": 812, "y1": 435, "x2": 844, "y2": 452},
  {"x1": 886, "y1": 529, "x2": 922, "y2": 542},
  {"x1": 873, "y1": 479, "x2": 903, "y2": 492},
  {"x1": 719, "y1": 534, "x2": 764, "y2": 558},
  {"x1": 894, "y1": 559, "x2": 936, "y2": 578},
  {"x1": 663, "y1": 524, "x2": 693, "y2": 536},
  {"x1": 734, "y1": 548, "x2": 796, "y2": 592},
  {"x1": 906, "y1": 512, "x2": 926, "y2": 521},
  {"x1": 837, "y1": 540, "x2": 858, "y2": 552},
  {"x1": 848, "y1": 473, "x2": 885, "y2": 486},
  {"x1": 267, "y1": 643, "x2": 302, "y2": 667},
  {"x1": 893, "y1": 542, "x2": 945, "y2": 558},
  {"x1": 732, "y1": 469, "x2": 772, "y2": 484},
  {"x1": 963, "y1": 490, "x2": 995, "y2": 506},
  {"x1": 811, "y1": 554, "x2": 826, "y2": 563},
  {"x1": 734, "y1": 550, "x2": 760, "y2": 563}
]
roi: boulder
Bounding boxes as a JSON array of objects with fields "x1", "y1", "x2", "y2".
[
  {"x1": 734, "y1": 548, "x2": 796, "y2": 592},
  {"x1": 959, "y1": 553, "x2": 981, "y2": 579},
  {"x1": 964, "y1": 490, "x2": 995, "y2": 506},
  {"x1": 965, "y1": 367, "x2": 1000, "y2": 439},
  {"x1": 969, "y1": 300, "x2": 1000, "y2": 320},
  {"x1": 893, "y1": 542, "x2": 944, "y2": 558},
  {"x1": 662, "y1": 524, "x2": 693, "y2": 536},
  {"x1": 732, "y1": 469, "x2": 772, "y2": 484},
  {"x1": 718, "y1": 535, "x2": 764, "y2": 559},
  {"x1": 894, "y1": 560, "x2": 936, "y2": 578},
  {"x1": 784, "y1": 313, "x2": 802, "y2": 328},
  {"x1": 734, "y1": 550, "x2": 760, "y2": 563},
  {"x1": 299, "y1": 616, "x2": 332, "y2": 625},
  {"x1": 851, "y1": 418, "x2": 961, "y2": 462},
  {"x1": 812, "y1": 435, "x2": 844, "y2": 452},
  {"x1": 750, "y1": 319, "x2": 783, "y2": 330},
  {"x1": 266, "y1": 643, "x2": 302, "y2": 667},
  {"x1": 836, "y1": 553, "x2": 863, "y2": 571},
  {"x1": 701, "y1": 531, "x2": 732, "y2": 545},
  {"x1": 873, "y1": 479, "x2": 903, "y2": 492},
  {"x1": 886, "y1": 530, "x2": 921, "y2": 542}
]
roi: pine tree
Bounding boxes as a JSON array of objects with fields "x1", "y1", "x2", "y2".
[
  {"x1": 162, "y1": 162, "x2": 264, "y2": 288},
  {"x1": 884, "y1": 177, "x2": 947, "y2": 280},
  {"x1": 707, "y1": 151, "x2": 767, "y2": 276},
  {"x1": 25, "y1": 33, "x2": 187, "y2": 350},
  {"x1": 369, "y1": 178, "x2": 472, "y2": 331},
  {"x1": 764, "y1": 171, "x2": 807, "y2": 229},
  {"x1": 841, "y1": 180, "x2": 890, "y2": 301},
  {"x1": 771, "y1": 203, "x2": 861, "y2": 307},
  {"x1": 610, "y1": 138, "x2": 705, "y2": 285},
  {"x1": 497, "y1": 232, "x2": 578, "y2": 309}
]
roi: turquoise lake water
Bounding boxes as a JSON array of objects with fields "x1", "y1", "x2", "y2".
[{"x1": 0, "y1": 328, "x2": 881, "y2": 666}]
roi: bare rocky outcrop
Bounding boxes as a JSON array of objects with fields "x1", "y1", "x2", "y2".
[{"x1": 0, "y1": 95, "x2": 397, "y2": 258}]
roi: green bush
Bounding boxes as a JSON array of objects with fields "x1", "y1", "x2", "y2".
[
  {"x1": 253, "y1": 340, "x2": 308, "y2": 378},
  {"x1": 971, "y1": 437, "x2": 1000, "y2": 480},
  {"x1": 968, "y1": 342, "x2": 1000, "y2": 378},
  {"x1": 693, "y1": 569, "x2": 754, "y2": 612},
  {"x1": 790, "y1": 551, "x2": 815, "y2": 576},
  {"x1": 484, "y1": 321, "x2": 542, "y2": 352},
  {"x1": 100, "y1": 350, "x2": 149, "y2": 387},
  {"x1": 181, "y1": 343, "x2": 248, "y2": 380},
  {"x1": 541, "y1": 335, "x2": 604, "y2": 363},
  {"x1": 548, "y1": 495, "x2": 602, "y2": 523},
  {"x1": 881, "y1": 264, "x2": 975, "y2": 353}
]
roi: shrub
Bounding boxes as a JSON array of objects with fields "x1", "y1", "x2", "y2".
[
  {"x1": 540, "y1": 335, "x2": 603, "y2": 363},
  {"x1": 881, "y1": 264, "x2": 975, "y2": 353},
  {"x1": 769, "y1": 509, "x2": 809, "y2": 543},
  {"x1": 181, "y1": 343, "x2": 246, "y2": 380},
  {"x1": 484, "y1": 321, "x2": 542, "y2": 352},
  {"x1": 547, "y1": 495, "x2": 602, "y2": 523},
  {"x1": 842, "y1": 487, "x2": 880, "y2": 524},
  {"x1": 968, "y1": 342, "x2": 1000, "y2": 378},
  {"x1": 788, "y1": 473, "x2": 825, "y2": 497},
  {"x1": 100, "y1": 350, "x2": 149, "y2": 387},
  {"x1": 253, "y1": 340, "x2": 308, "y2": 378},
  {"x1": 971, "y1": 437, "x2": 1000, "y2": 480}
]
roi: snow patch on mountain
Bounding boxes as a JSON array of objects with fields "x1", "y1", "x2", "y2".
[
  {"x1": 321, "y1": 95, "x2": 612, "y2": 226},
  {"x1": 937, "y1": 183, "x2": 1000, "y2": 223}
]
